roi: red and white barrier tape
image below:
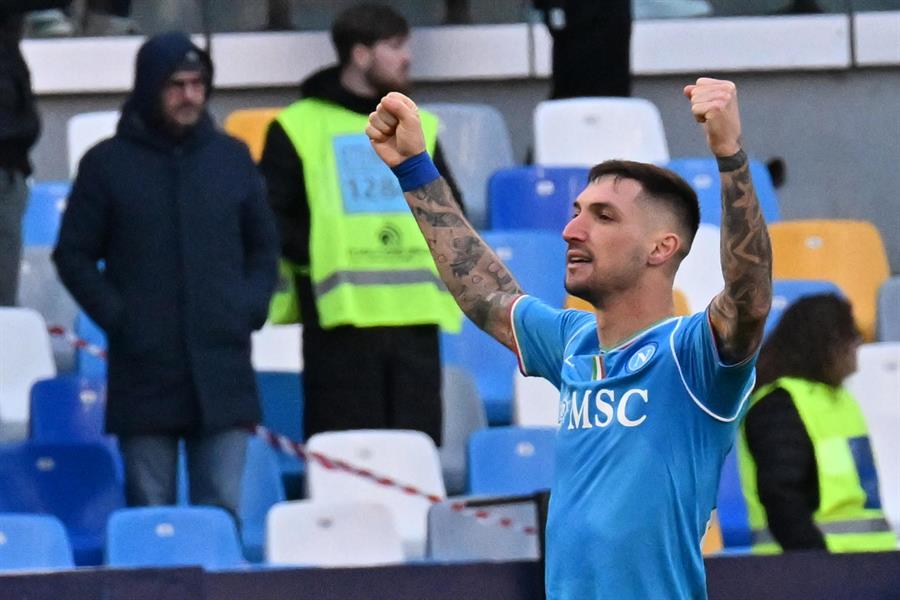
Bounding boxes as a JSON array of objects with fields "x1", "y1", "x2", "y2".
[{"x1": 47, "y1": 324, "x2": 537, "y2": 536}]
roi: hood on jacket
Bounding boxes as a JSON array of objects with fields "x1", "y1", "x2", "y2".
[{"x1": 125, "y1": 31, "x2": 213, "y2": 132}]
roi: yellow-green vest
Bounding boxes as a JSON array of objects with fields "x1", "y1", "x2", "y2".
[
  {"x1": 268, "y1": 98, "x2": 461, "y2": 332},
  {"x1": 737, "y1": 377, "x2": 896, "y2": 553}
]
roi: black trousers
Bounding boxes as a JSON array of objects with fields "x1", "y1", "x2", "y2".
[{"x1": 302, "y1": 324, "x2": 442, "y2": 446}]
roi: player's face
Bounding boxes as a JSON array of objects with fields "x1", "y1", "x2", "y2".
[
  {"x1": 562, "y1": 176, "x2": 654, "y2": 306},
  {"x1": 160, "y1": 70, "x2": 207, "y2": 133},
  {"x1": 362, "y1": 35, "x2": 411, "y2": 95}
]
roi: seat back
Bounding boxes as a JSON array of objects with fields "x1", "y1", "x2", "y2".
[
  {"x1": 488, "y1": 165, "x2": 589, "y2": 232},
  {"x1": 305, "y1": 430, "x2": 446, "y2": 559},
  {"x1": 426, "y1": 495, "x2": 539, "y2": 561},
  {"x1": 22, "y1": 181, "x2": 70, "y2": 247},
  {"x1": 673, "y1": 223, "x2": 723, "y2": 314},
  {"x1": 223, "y1": 107, "x2": 283, "y2": 162},
  {"x1": 513, "y1": 371, "x2": 561, "y2": 427},
  {"x1": 421, "y1": 102, "x2": 515, "y2": 230},
  {"x1": 0, "y1": 441, "x2": 124, "y2": 565},
  {"x1": 255, "y1": 371, "x2": 305, "y2": 489},
  {"x1": 766, "y1": 279, "x2": 844, "y2": 337},
  {"x1": 467, "y1": 426, "x2": 556, "y2": 495},
  {"x1": 266, "y1": 500, "x2": 404, "y2": 567},
  {"x1": 439, "y1": 365, "x2": 487, "y2": 495},
  {"x1": 769, "y1": 220, "x2": 889, "y2": 341},
  {"x1": 29, "y1": 375, "x2": 107, "y2": 443},
  {"x1": 534, "y1": 97, "x2": 669, "y2": 166},
  {"x1": 0, "y1": 513, "x2": 74, "y2": 570},
  {"x1": 716, "y1": 447, "x2": 752, "y2": 549},
  {"x1": 74, "y1": 312, "x2": 107, "y2": 379},
  {"x1": 0, "y1": 308, "x2": 56, "y2": 423},
  {"x1": 845, "y1": 342, "x2": 900, "y2": 533},
  {"x1": 441, "y1": 230, "x2": 567, "y2": 424},
  {"x1": 665, "y1": 157, "x2": 782, "y2": 226},
  {"x1": 238, "y1": 437, "x2": 286, "y2": 562},
  {"x1": 251, "y1": 324, "x2": 302, "y2": 372},
  {"x1": 67, "y1": 111, "x2": 120, "y2": 177},
  {"x1": 877, "y1": 277, "x2": 900, "y2": 342},
  {"x1": 106, "y1": 506, "x2": 245, "y2": 569}
]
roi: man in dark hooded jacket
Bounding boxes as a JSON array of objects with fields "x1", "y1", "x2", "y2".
[
  {"x1": 259, "y1": 4, "x2": 463, "y2": 447},
  {"x1": 53, "y1": 31, "x2": 278, "y2": 516}
]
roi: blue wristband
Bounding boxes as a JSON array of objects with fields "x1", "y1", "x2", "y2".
[{"x1": 391, "y1": 151, "x2": 440, "y2": 192}]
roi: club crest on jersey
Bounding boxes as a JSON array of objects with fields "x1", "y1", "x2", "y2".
[{"x1": 626, "y1": 342, "x2": 657, "y2": 374}]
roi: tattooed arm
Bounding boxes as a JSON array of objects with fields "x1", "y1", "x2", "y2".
[
  {"x1": 366, "y1": 93, "x2": 523, "y2": 350},
  {"x1": 684, "y1": 79, "x2": 772, "y2": 363}
]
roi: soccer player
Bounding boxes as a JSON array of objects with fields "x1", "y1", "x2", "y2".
[{"x1": 366, "y1": 78, "x2": 772, "y2": 599}]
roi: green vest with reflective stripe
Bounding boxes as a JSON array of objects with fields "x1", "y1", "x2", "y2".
[
  {"x1": 271, "y1": 98, "x2": 461, "y2": 331},
  {"x1": 737, "y1": 377, "x2": 896, "y2": 553}
]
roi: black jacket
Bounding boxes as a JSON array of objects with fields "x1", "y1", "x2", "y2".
[
  {"x1": 258, "y1": 65, "x2": 462, "y2": 328},
  {"x1": 53, "y1": 32, "x2": 279, "y2": 436},
  {"x1": 0, "y1": 14, "x2": 39, "y2": 174}
]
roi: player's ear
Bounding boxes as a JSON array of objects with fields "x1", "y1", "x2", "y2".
[{"x1": 648, "y1": 232, "x2": 681, "y2": 266}]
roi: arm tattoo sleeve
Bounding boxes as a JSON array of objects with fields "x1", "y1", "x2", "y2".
[
  {"x1": 709, "y1": 149, "x2": 773, "y2": 363},
  {"x1": 406, "y1": 178, "x2": 523, "y2": 350}
]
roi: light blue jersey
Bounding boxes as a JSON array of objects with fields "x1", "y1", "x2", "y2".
[{"x1": 511, "y1": 295, "x2": 756, "y2": 600}]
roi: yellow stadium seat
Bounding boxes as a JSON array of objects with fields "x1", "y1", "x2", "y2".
[
  {"x1": 566, "y1": 289, "x2": 691, "y2": 316},
  {"x1": 769, "y1": 220, "x2": 889, "y2": 341},
  {"x1": 701, "y1": 510, "x2": 724, "y2": 555},
  {"x1": 223, "y1": 108, "x2": 283, "y2": 162}
]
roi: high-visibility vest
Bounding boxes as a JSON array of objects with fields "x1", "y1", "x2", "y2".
[
  {"x1": 268, "y1": 98, "x2": 461, "y2": 332},
  {"x1": 737, "y1": 376, "x2": 896, "y2": 553}
]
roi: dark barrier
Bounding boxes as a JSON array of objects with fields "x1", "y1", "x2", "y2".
[{"x1": 0, "y1": 567, "x2": 204, "y2": 600}]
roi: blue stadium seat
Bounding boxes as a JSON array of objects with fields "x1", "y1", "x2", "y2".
[
  {"x1": 74, "y1": 312, "x2": 107, "y2": 379},
  {"x1": 877, "y1": 276, "x2": 900, "y2": 341},
  {"x1": 441, "y1": 231, "x2": 567, "y2": 424},
  {"x1": 0, "y1": 442, "x2": 124, "y2": 565},
  {"x1": 22, "y1": 181, "x2": 70, "y2": 247},
  {"x1": 489, "y1": 165, "x2": 589, "y2": 232},
  {"x1": 0, "y1": 513, "x2": 74, "y2": 571},
  {"x1": 29, "y1": 375, "x2": 107, "y2": 442},
  {"x1": 766, "y1": 279, "x2": 844, "y2": 337},
  {"x1": 239, "y1": 437, "x2": 286, "y2": 562},
  {"x1": 467, "y1": 426, "x2": 556, "y2": 495},
  {"x1": 106, "y1": 506, "x2": 245, "y2": 569},
  {"x1": 665, "y1": 158, "x2": 781, "y2": 226},
  {"x1": 256, "y1": 371, "x2": 304, "y2": 493},
  {"x1": 716, "y1": 447, "x2": 752, "y2": 549}
]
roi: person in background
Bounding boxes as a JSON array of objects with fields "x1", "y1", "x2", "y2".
[
  {"x1": 54, "y1": 31, "x2": 278, "y2": 517},
  {"x1": 259, "y1": 3, "x2": 463, "y2": 447},
  {"x1": 739, "y1": 293, "x2": 897, "y2": 553},
  {"x1": 0, "y1": 6, "x2": 42, "y2": 306}
]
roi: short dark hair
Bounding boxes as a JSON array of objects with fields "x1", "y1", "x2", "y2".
[
  {"x1": 755, "y1": 294, "x2": 859, "y2": 389},
  {"x1": 331, "y1": 4, "x2": 410, "y2": 66},
  {"x1": 588, "y1": 160, "x2": 700, "y2": 256}
]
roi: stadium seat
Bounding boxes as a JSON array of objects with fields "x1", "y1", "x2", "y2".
[
  {"x1": 0, "y1": 514, "x2": 74, "y2": 571},
  {"x1": 17, "y1": 247, "x2": 79, "y2": 373},
  {"x1": 845, "y1": 342, "x2": 900, "y2": 534},
  {"x1": 426, "y1": 495, "x2": 540, "y2": 561},
  {"x1": 223, "y1": 107, "x2": 282, "y2": 162},
  {"x1": 439, "y1": 365, "x2": 487, "y2": 496},
  {"x1": 877, "y1": 277, "x2": 900, "y2": 342},
  {"x1": 769, "y1": 219, "x2": 890, "y2": 341},
  {"x1": 239, "y1": 436, "x2": 286, "y2": 562},
  {"x1": 305, "y1": 430, "x2": 446, "y2": 559},
  {"x1": 74, "y1": 312, "x2": 107, "y2": 379},
  {"x1": 716, "y1": 447, "x2": 752, "y2": 549},
  {"x1": 106, "y1": 506, "x2": 245, "y2": 569},
  {"x1": 765, "y1": 279, "x2": 844, "y2": 337},
  {"x1": 534, "y1": 97, "x2": 669, "y2": 167},
  {"x1": 251, "y1": 323, "x2": 302, "y2": 372},
  {"x1": 0, "y1": 308, "x2": 56, "y2": 427},
  {"x1": 488, "y1": 165, "x2": 589, "y2": 232},
  {"x1": 22, "y1": 181, "x2": 70, "y2": 247},
  {"x1": 66, "y1": 111, "x2": 119, "y2": 177},
  {"x1": 255, "y1": 371, "x2": 304, "y2": 494},
  {"x1": 265, "y1": 500, "x2": 405, "y2": 567},
  {"x1": 467, "y1": 426, "x2": 556, "y2": 496},
  {"x1": 0, "y1": 441, "x2": 124, "y2": 565},
  {"x1": 29, "y1": 375, "x2": 107, "y2": 443},
  {"x1": 513, "y1": 371, "x2": 560, "y2": 427},
  {"x1": 440, "y1": 230, "x2": 567, "y2": 424},
  {"x1": 673, "y1": 223, "x2": 723, "y2": 314},
  {"x1": 665, "y1": 158, "x2": 782, "y2": 226},
  {"x1": 421, "y1": 102, "x2": 515, "y2": 230}
]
